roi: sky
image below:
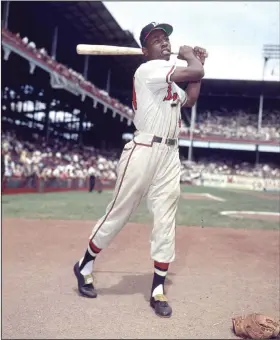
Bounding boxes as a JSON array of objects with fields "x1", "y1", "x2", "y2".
[{"x1": 104, "y1": 1, "x2": 280, "y2": 81}]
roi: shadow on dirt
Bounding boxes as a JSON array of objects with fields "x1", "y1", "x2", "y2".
[{"x1": 90, "y1": 271, "x2": 175, "y2": 301}]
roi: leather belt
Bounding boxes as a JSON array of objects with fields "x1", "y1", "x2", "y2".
[{"x1": 152, "y1": 135, "x2": 177, "y2": 146}]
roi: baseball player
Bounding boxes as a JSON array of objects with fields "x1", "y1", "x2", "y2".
[{"x1": 74, "y1": 22, "x2": 207, "y2": 318}]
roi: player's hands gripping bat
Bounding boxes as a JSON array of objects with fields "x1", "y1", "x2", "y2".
[
  {"x1": 177, "y1": 45, "x2": 197, "y2": 61},
  {"x1": 193, "y1": 46, "x2": 208, "y2": 65},
  {"x1": 177, "y1": 45, "x2": 208, "y2": 65}
]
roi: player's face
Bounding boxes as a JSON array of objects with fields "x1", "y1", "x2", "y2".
[{"x1": 143, "y1": 30, "x2": 171, "y2": 61}]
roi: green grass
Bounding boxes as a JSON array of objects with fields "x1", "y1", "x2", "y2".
[{"x1": 2, "y1": 186, "x2": 279, "y2": 230}]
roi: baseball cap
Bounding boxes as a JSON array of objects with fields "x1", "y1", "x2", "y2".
[{"x1": 140, "y1": 22, "x2": 173, "y2": 47}]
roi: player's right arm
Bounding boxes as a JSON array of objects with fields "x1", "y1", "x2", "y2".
[{"x1": 170, "y1": 46, "x2": 204, "y2": 83}]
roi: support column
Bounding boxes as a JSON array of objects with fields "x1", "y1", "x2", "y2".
[
  {"x1": 106, "y1": 68, "x2": 111, "y2": 95},
  {"x1": 188, "y1": 102, "x2": 197, "y2": 162},
  {"x1": 78, "y1": 111, "x2": 85, "y2": 146},
  {"x1": 257, "y1": 57, "x2": 268, "y2": 132},
  {"x1": 44, "y1": 101, "x2": 51, "y2": 143},
  {"x1": 255, "y1": 145, "x2": 259, "y2": 166},
  {"x1": 51, "y1": 26, "x2": 58, "y2": 60},
  {"x1": 83, "y1": 55, "x2": 89, "y2": 79},
  {"x1": 3, "y1": 1, "x2": 10, "y2": 30}
]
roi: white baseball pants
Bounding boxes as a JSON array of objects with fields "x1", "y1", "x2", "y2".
[{"x1": 89, "y1": 132, "x2": 181, "y2": 263}]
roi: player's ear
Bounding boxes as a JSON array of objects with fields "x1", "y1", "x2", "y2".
[{"x1": 142, "y1": 47, "x2": 148, "y2": 57}]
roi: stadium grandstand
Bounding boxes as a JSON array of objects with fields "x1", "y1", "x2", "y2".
[{"x1": 1, "y1": 1, "x2": 280, "y2": 194}]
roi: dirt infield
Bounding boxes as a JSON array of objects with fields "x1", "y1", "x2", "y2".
[
  {"x1": 250, "y1": 192, "x2": 280, "y2": 200},
  {"x1": 221, "y1": 211, "x2": 280, "y2": 221},
  {"x1": 2, "y1": 218, "x2": 279, "y2": 339}
]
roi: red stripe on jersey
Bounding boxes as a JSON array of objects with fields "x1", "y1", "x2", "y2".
[
  {"x1": 166, "y1": 65, "x2": 176, "y2": 84},
  {"x1": 181, "y1": 93, "x2": 188, "y2": 107}
]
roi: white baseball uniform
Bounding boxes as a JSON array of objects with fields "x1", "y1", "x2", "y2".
[{"x1": 89, "y1": 59, "x2": 187, "y2": 263}]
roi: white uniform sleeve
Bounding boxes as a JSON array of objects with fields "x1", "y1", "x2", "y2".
[
  {"x1": 138, "y1": 60, "x2": 177, "y2": 91},
  {"x1": 173, "y1": 83, "x2": 188, "y2": 106},
  {"x1": 138, "y1": 59, "x2": 188, "y2": 105}
]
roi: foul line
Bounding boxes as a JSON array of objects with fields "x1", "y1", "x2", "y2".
[
  {"x1": 204, "y1": 193, "x2": 225, "y2": 202},
  {"x1": 220, "y1": 211, "x2": 280, "y2": 216},
  {"x1": 182, "y1": 193, "x2": 225, "y2": 202}
]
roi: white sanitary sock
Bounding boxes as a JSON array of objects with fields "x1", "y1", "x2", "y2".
[
  {"x1": 79, "y1": 258, "x2": 93, "y2": 276},
  {"x1": 152, "y1": 284, "x2": 164, "y2": 297}
]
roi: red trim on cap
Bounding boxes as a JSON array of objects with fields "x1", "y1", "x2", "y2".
[{"x1": 144, "y1": 30, "x2": 153, "y2": 44}]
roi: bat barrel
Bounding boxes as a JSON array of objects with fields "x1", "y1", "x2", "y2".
[{"x1": 76, "y1": 44, "x2": 144, "y2": 55}]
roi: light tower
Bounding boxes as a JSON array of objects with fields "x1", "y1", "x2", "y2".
[{"x1": 258, "y1": 44, "x2": 280, "y2": 132}]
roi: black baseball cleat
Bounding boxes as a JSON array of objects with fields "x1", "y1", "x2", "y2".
[
  {"x1": 73, "y1": 262, "x2": 97, "y2": 298},
  {"x1": 150, "y1": 294, "x2": 172, "y2": 318}
]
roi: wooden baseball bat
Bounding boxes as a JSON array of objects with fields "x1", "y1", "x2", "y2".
[
  {"x1": 77, "y1": 44, "x2": 144, "y2": 55},
  {"x1": 76, "y1": 44, "x2": 179, "y2": 56},
  {"x1": 76, "y1": 44, "x2": 209, "y2": 58}
]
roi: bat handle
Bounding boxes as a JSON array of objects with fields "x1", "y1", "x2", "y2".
[{"x1": 171, "y1": 51, "x2": 209, "y2": 57}]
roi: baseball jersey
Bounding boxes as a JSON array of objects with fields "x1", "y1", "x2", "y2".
[{"x1": 132, "y1": 59, "x2": 187, "y2": 139}]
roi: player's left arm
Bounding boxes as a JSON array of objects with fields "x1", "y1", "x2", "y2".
[{"x1": 182, "y1": 47, "x2": 207, "y2": 108}]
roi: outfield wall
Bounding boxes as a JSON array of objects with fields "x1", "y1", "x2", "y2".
[
  {"x1": 1, "y1": 176, "x2": 114, "y2": 195},
  {"x1": 2, "y1": 174, "x2": 279, "y2": 195},
  {"x1": 190, "y1": 174, "x2": 280, "y2": 192}
]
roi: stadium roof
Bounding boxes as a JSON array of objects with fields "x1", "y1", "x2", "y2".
[
  {"x1": 7, "y1": 1, "x2": 144, "y2": 105},
  {"x1": 199, "y1": 78, "x2": 280, "y2": 98},
  {"x1": 48, "y1": 1, "x2": 144, "y2": 68},
  {"x1": 5, "y1": 0, "x2": 280, "y2": 107},
  {"x1": 49, "y1": 2, "x2": 140, "y2": 46}
]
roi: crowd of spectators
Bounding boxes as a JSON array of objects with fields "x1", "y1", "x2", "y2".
[
  {"x1": 2, "y1": 28, "x2": 280, "y2": 184},
  {"x1": 2, "y1": 131, "x2": 119, "y2": 182},
  {"x1": 180, "y1": 157, "x2": 280, "y2": 181},
  {"x1": 181, "y1": 109, "x2": 280, "y2": 141},
  {"x1": 2, "y1": 131, "x2": 279, "y2": 183},
  {"x1": 2, "y1": 28, "x2": 134, "y2": 120}
]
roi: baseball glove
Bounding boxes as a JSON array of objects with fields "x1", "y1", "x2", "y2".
[{"x1": 232, "y1": 313, "x2": 280, "y2": 339}]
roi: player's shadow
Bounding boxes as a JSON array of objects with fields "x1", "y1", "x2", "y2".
[{"x1": 95, "y1": 271, "x2": 175, "y2": 301}]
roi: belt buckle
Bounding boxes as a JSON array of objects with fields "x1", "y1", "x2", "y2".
[
  {"x1": 167, "y1": 138, "x2": 176, "y2": 146},
  {"x1": 153, "y1": 136, "x2": 176, "y2": 146},
  {"x1": 153, "y1": 136, "x2": 162, "y2": 144}
]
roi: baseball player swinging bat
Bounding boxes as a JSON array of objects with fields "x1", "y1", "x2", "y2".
[
  {"x1": 74, "y1": 22, "x2": 208, "y2": 319},
  {"x1": 76, "y1": 44, "x2": 208, "y2": 57}
]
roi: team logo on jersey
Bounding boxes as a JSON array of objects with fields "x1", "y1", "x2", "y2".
[{"x1": 164, "y1": 84, "x2": 178, "y2": 102}]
